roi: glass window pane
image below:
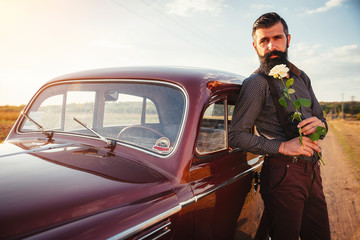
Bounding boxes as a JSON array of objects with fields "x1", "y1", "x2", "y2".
[
  {"x1": 104, "y1": 94, "x2": 143, "y2": 127},
  {"x1": 23, "y1": 94, "x2": 63, "y2": 131},
  {"x1": 196, "y1": 99, "x2": 226, "y2": 154},
  {"x1": 145, "y1": 99, "x2": 159, "y2": 124},
  {"x1": 65, "y1": 91, "x2": 95, "y2": 131}
]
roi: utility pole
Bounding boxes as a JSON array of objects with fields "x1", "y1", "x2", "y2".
[
  {"x1": 350, "y1": 96, "x2": 355, "y2": 118},
  {"x1": 341, "y1": 93, "x2": 344, "y2": 119}
]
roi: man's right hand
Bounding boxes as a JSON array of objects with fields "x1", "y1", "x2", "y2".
[{"x1": 279, "y1": 137, "x2": 320, "y2": 157}]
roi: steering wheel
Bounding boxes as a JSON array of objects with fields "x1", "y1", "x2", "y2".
[{"x1": 117, "y1": 125, "x2": 165, "y2": 139}]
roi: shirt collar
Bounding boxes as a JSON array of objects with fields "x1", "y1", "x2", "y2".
[{"x1": 288, "y1": 62, "x2": 301, "y2": 76}]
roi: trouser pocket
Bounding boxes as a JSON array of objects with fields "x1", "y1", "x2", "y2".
[
  {"x1": 269, "y1": 164, "x2": 289, "y2": 190},
  {"x1": 260, "y1": 161, "x2": 290, "y2": 193}
]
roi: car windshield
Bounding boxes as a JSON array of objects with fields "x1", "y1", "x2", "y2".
[{"x1": 19, "y1": 81, "x2": 186, "y2": 155}]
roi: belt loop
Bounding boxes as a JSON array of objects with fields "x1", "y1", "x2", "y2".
[{"x1": 293, "y1": 156, "x2": 297, "y2": 163}]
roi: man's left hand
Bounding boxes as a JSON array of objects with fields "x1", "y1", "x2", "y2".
[{"x1": 297, "y1": 117, "x2": 324, "y2": 136}]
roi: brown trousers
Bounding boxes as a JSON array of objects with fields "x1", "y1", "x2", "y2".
[{"x1": 260, "y1": 156, "x2": 331, "y2": 240}]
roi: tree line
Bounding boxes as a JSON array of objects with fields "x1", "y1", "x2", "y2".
[{"x1": 320, "y1": 101, "x2": 360, "y2": 119}]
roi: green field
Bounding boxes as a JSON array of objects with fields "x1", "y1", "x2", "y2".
[{"x1": 0, "y1": 105, "x2": 24, "y2": 142}]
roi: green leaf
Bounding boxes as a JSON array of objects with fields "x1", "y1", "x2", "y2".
[
  {"x1": 288, "y1": 88, "x2": 295, "y2": 94},
  {"x1": 316, "y1": 126, "x2": 327, "y2": 136},
  {"x1": 293, "y1": 99, "x2": 301, "y2": 109},
  {"x1": 299, "y1": 98, "x2": 311, "y2": 107},
  {"x1": 310, "y1": 132, "x2": 320, "y2": 141},
  {"x1": 310, "y1": 126, "x2": 326, "y2": 141},
  {"x1": 286, "y1": 78, "x2": 294, "y2": 88},
  {"x1": 278, "y1": 97, "x2": 287, "y2": 108}
]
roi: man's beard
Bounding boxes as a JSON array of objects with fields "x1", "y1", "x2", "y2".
[{"x1": 258, "y1": 50, "x2": 289, "y2": 75}]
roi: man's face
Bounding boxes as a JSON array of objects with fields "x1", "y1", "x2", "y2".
[
  {"x1": 253, "y1": 22, "x2": 291, "y2": 74},
  {"x1": 253, "y1": 21, "x2": 290, "y2": 58}
]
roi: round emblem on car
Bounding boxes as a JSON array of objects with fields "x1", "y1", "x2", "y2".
[{"x1": 153, "y1": 137, "x2": 171, "y2": 153}]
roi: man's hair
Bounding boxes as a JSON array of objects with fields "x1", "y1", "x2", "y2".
[{"x1": 252, "y1": 12, "x2": 289, "y2": 38}]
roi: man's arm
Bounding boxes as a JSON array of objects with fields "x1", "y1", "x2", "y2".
[{"x1": 229, "y1": 74, "x2": 282, "y2": 155}]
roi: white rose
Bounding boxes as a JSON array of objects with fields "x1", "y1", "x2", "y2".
[{"x1": 268, "y1": 64, "x2": 289, "y2": 79}]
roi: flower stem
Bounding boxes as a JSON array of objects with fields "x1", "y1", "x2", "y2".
[
  {"x1": 318, "y1": 152, "x2": 325, "y2": 165},
  {"x1": 269, "y1": 64, "x2": 326, "y2": 166},
  {"x1": 280, "y1": 78, "x2": 287, "y2": 89}
]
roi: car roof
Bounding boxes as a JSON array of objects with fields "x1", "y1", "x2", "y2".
[{"x1": 48, "y1": 66, "x2": 245, "y2": 88}]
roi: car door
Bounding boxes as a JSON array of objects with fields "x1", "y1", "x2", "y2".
[{"x1": 190, "y1": 94, "x2": 263, "y2": 240}]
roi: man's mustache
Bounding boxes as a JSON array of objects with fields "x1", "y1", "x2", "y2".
[
  {"x1": 258, "y1": 49, "x2": 288, "y2": 75},
  {"x1": 263, "y1": 50, "x2": 288, "y2": 61}
]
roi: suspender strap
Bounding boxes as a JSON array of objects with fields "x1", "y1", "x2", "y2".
[{"x1": 255, "y1": 68, "x2": 299, "y2": 140}]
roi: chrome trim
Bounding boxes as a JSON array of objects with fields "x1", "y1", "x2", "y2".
[
  {"x1": 137, "y1": 221, "x2": 171, "y2": 240},
  {"x1": 179, "y1": 197, "x2": 196, "y2": 207},
  {"x1": 107, "y1": 160, "x2": 263, "y2": 240},
  {"x1": 247, "y1": 155, "x2": 262, "y2": 166},
  {"x1": 107, "y1": 205, "x2": 181, "y2": 240},
  {"x1": 16, "y1": 79, "x2": 189, "y2": 159},
  {"x1": 195, "y1": 160, "x2": 263, "y2": 201},
  {"x1": 151, "y1": 228, "x2": 171, "y2": 240},
  {"x1": 0, "y1": 143, "x2": 73, "y2": 158}
]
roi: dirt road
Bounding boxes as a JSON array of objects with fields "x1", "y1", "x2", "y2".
[{"x1": 321, "y1": 126, "x2": 360, "y2": 240}]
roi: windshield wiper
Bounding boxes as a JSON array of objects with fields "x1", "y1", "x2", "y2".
[
  {"x1": 73, "y1": 117, "x2": 116, "y2": 150},
  {"x1": 21, "y1": 112, "x2": 54, "y2": 140}
]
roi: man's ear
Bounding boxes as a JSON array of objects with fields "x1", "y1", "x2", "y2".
[
  {"x1": 252, "y1": 41, "x2": 257, "y2": 51},
  {"x1": 287, "y1": 34, "x2": 291, "y2": 48}
]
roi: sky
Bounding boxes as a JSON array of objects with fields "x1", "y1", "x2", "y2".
[{"x1": 1, "y1": 0, "x2": 360, "y2": 105}]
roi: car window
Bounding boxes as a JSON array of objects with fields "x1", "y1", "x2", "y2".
[
  {"x1": 196, "y1": 98, "x2": 227, "y2": 154},
  {"x1": 65, "y1": 91, "x2": 96, "y2": 131},
  {"x1": 103, "y1": 94, "x2": 159, "y2": 127},
  {"x1": 20, "y1": 81, "x2": 185, "y2": 156},
  {"x1": 145, "y1": 99, "x2": 160, "y2": 124},
  {"x1": 22, "y1": 94, "x2": 63, "y2": 131}
]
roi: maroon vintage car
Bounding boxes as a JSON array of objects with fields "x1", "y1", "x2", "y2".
[{"x1": 1, "y1": 66, "x2": 265, "y2": 240}]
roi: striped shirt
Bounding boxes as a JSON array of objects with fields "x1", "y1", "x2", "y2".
[{"x1": 229, "y1": 62, "x2": 327, "y2": 161}]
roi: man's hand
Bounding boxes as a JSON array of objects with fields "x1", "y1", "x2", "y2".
[
  {"x1": 297, "y1": 117, "x2": 324, "y2": 136},
  {"x1": 279, "y1": 137, "x2": 320, "y2": 157}
]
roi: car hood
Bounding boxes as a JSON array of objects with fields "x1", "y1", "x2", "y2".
[{"x1": 0, "y1": 139, "x2": 172, "y2": 239}]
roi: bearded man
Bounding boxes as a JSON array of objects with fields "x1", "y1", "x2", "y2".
[{"x1": 229, "y1": 12, "x2": 331, "y2": 240}]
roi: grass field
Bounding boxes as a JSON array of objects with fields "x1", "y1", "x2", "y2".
[{"x1": 0, "y1": 105, "x2": 24, "y2": 142}]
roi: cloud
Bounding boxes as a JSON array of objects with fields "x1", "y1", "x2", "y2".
[
  {"x1": 306, "y1": 0, "x2": 346, "y2": 14},
  {"x1": 289, "y1": 42, "x2": 360, "y2": 101},
  {"x1": 166, "y1": 0, "x2": 226, "y2": 16},
  {"x1": 250, "y1": 3, "x2": 275, "y2": 10},
  {"x1": 291, "y1": 43, "x2": 360, "y2": 64},
  {"x1": 330, "y1": 44, "x2": 360, "y2": 63}
]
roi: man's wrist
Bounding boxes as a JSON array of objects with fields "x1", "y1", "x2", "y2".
[{"x1": 279, "y1": 142, "x2": 285, "y2": 155}]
